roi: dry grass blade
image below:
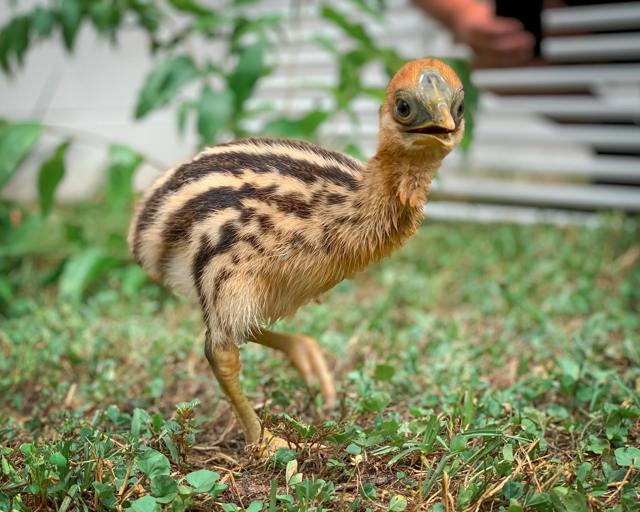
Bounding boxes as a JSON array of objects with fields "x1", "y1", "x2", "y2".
[{"x1": 604, "y1": 459, "x2": 636, "y2": 505}]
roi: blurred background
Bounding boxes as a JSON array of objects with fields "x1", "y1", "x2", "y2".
[
  {"x1": 1, "y1": 4, "x2": 640, "y2": 509},
  {"x1": 2, "y1": 0, "x2": 639, "y2": 228}
]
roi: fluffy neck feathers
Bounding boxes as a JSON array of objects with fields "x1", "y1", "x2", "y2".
[{"x1": 339, "y1": 140, "x2": 446, "y2": 266}]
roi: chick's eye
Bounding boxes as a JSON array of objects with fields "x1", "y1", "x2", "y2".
[
  {"x1": 455, "y1": 100, "x2": 465, "y2": 118},
  {"x1": 396, "y1": 99, "x2": 410, "y2": 118}
]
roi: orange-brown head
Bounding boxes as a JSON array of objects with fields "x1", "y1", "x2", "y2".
[{"x1": 380, "y1": 58, "x2": 465, "y2": 153}]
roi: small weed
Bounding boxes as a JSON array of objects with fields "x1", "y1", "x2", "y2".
[{"x1": 1, "y1": 209, "x2": 639, "y2": 510}]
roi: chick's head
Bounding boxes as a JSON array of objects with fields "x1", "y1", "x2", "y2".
[{"x1": 380, "y1": 58, "x2": 465, "y2": 158}]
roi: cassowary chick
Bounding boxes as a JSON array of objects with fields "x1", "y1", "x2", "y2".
[{"x1": 128, "y1": 58, "x2": 465, "y2": 454}]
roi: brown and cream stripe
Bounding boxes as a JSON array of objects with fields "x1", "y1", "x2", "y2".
[{"x1": 127, "y1": 138, "x2": 371, "y2": 346}]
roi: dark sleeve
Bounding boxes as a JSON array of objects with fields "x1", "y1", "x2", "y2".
[{"x1": 495, "y1": 0, "x2": 544, "y2": 56}]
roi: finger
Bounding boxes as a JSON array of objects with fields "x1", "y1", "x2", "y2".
[
  {"x1": 474, "y1": 15, "x2": 526, "y2": 37},
  {"x1": 486, "y1": 31, "x2": 536, "y2": 53},
  {"x1": 474, "y1": 46, "x2": 535, "y2": 68}
]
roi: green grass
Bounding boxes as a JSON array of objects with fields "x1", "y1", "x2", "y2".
[{"x1": 1, "y1": 205, "x2": 639, "y2": 512}]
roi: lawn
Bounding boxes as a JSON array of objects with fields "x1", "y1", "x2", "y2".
[{"x1": 0, "y1": 205, "x2": 639, "y2": 512}]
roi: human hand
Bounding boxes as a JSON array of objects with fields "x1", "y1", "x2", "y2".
[{"x1": 452, "y1": 2, "x2": 536, "y2": 67}]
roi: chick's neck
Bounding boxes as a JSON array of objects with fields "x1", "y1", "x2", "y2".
[{"x1": 349, "y1": 140, "x2": 447, "y2": 261}]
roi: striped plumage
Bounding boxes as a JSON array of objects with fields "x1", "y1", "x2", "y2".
[
  {"x1": 128, "y1": 138, "x2": 425, "y2": 345},
  {"x1": 128, "y1": 58, "x2": 465, "y2": 454}
]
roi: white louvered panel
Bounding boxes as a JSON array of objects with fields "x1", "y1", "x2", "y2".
[
  {"x1": 2, "y1": 0, "x2": 638, "y2": 216},
  {"x1": 253, "y1": 0, "x2": 640, "y2": 214}
]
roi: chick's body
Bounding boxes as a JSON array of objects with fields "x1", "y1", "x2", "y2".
[
  {"x1": 129, "y1": 59, "x2": 465, "y2": 454},
  {"x1": 129, "y1": 138, "x2": 421, "y2": 346}
]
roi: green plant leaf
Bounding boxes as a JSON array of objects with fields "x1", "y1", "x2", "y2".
[
  {"x1": 374, "y1": 364, "x2": 395, "y2": 382},
  {"x1": 563, "y1": 490, "x2": 588, "y2": 512},
  {"x1": 136, "y1": 56, "x2": 201, "y2": 118},
  {"x1": 449, "y1": 435, "x2": 467, "y2": 454},
  {"x1": 185, "y1": 469, "x2": 220, "y2": 493},
  {"x1": 31, "y1": 8, "x2": 55, "y2": 37},
  {"x1": 197, "y1": 86, "x2": 234, "y2": 145},
  {"x1": 150, "y1": 475, "x2": 177, "y2": 501},
  {"x1": 131, "y1": 496, "x2": 161, "y2": 512},
  {"x1": 60, "y1": 0, "x2": 83, "y2": 50},
  {"x1": 227, "y1": 42, "x2": 264, "y2": 110},
  {"x1": 137, "y1": 449, "x2": 171, "y2": 479},
  {"x1": 349, "y1": 0, "x2": 384, "y2": 21},
  {"x1": 49, "y1": 452, "x2": 67, "y2": 467},
  {"x1": 346, "y1": 443, "x2": 361, "y2": 455},
  {"x1": 313, "y1": 35, "x2": 338, "y2": 56},
  {"x1": 525, "y1": 493, "x2": 551, "y2": 508},
  {"x1": 88, "y1": 1, "x2": 119, "y2": 34},
  {"x1": 177, "y1": 101, "x2": 194, "y2": 135},
  {"x1": 362, "y1": 392, "x2": 390, "y2": 414},
  {"x1": 0, "y1": 491, "x2": 10, "y2": 512},
  {"x1": 503, "y1": 480, "x2": 523, "y2": 500},
  {"x1": 576, "y1": 462, "x2": 591, "y2": 482},
  {"x1": 388, "y1": 494, "x2": 407, "y2": 511},
  {"x1": 502, "y1": 443, "x2": 514, "y2": 462},
  {"x1": 263, "y1": 111, "x2": 329, "y2": 141},
  {"x1": 0, "y1": 27, "x2": 9, "y2": 72},
  {"x1": 246, "y1": 502, "x2": 263, "y2": 512},
  {"x1": 93, "y1": 482, "x2": 115, "y2": 500},
  {"x1": 59, "y1": 247, "x2": 119, "y2": 302},
  {"x1": 586, "y1": 435, "x2": 608, "y2": 454},
  {"x1": 360, "y1": 482, "x2": 377, "y2": 501},
  {"x1": 38, "y1": 141, "x2": 70, "y2": 216},
  {"x1": 192, "y1": 14, "x2": 224, "y2": 33},
  {"x1": 321, "y1": 6, "x2": 372, "y2": 47},
  {"x1": 129, "y1": 2, "x2": 163, "y2": 31},
  {"x1": 614, "y1": 446, "x2": 640, "y2": 468},
  {"x1": 3, "y1": 16, "x2": 30, "y2": 70},
  {"x1": 167, "y1": 0, "x2": 213, "y2": 16},
  {"x1": 0, "y1": 122, "x2": 42, "y2": 190},
  {"x1": 285, "y1": 459, "x2": 297, "y2": 484},
  {"x1": 122, "y1": 265, "x2": 147, "y2": 296},
  {"x1": 209, "y1": 482, "x2": 227, "y2": 499},
  {"x1": 105, "y1": 143, "x2": 142, "y2": 211}
]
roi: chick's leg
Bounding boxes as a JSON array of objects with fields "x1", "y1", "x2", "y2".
[
  {"x1": 250, "y1": 329, "x2": 336, "y2": 409},
  {"x1": 205, "y1": 336, "x2": 288, "y2": 456}
]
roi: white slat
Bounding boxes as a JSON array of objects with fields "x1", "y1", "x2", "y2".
[
  {"x1": 424, "y1": 202, "x2": 600, "y2": 227},
  {"x1": 443, "y1": 153, "x2": 640, "y2": 182},
  {"x1": 475, "y1": 123, "x2": 640, "y2": 152},
  {"x1": 543, "y1": 1, "x2": 640, "y2": 32},
  {"x1": 432, "y1": 178, "x2": 640, "y2": 211},
  {"x1": 542, "y1": 33, "x2": 640, "y2": 62},
  {"x1": 483, "y1": 95, "x2": 640, "y2": 121},
  {"x1": 473, "y1": 64, "x2": 640, "y2": 91}
]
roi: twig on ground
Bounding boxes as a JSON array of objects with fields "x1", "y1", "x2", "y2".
[
  {"x1": 203, "y1": 451, "x2": 240, "y2": 466},
  {"x1": 604, "y1": 460, "x2": 636, "y2": 505},
  {"x1": 118, "y1": 455, "x2": 135, "y2": 496}
]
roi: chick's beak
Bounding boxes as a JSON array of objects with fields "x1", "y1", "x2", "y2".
[{"x1": 434, "y1": 105, "x2": 456, "y2": 132}]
